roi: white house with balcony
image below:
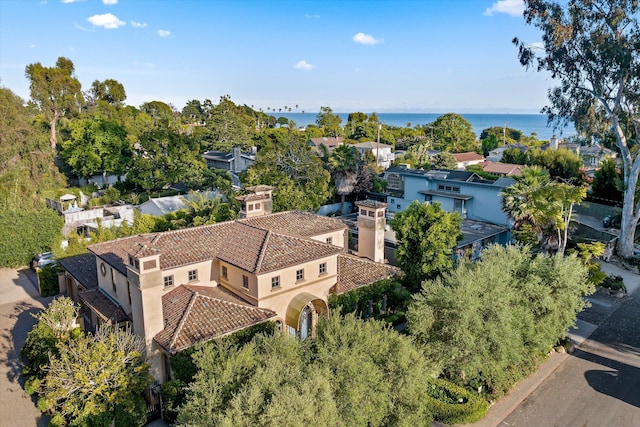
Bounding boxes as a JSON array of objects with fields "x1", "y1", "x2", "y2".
[{"x1": 354, "y1": 141, "x2": 394, "y2": 169}]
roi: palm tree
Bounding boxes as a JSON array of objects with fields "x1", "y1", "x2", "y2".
[
  {"x1": 329, "y1": 144, "x2": 361, "y2": 215},
  {"x1": 501, "y1": 166, "x2": 585, "y2": 254}
]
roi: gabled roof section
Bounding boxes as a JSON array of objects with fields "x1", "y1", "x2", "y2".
[
  {"x1": 239, "y1": 211, "x2": 347, "y2": 237},
  {"x1": 217, "y1": 224, "x2": 343, "y2": 274},
  {"x1": 452, "y1": 152, "x2": 485, "y2": 162},
  {"x1": 154, "y1": 285, "x2": 276, "y2": 353},
  {"x1": 331, "y1": 254, "x2": 400, "y2": 294},
  {"x1": 57, "y1": 253, "x2": 97, "y2": 290},
  {"x1": 79, "y1": 288, "x2": 129, "y2": 323}
]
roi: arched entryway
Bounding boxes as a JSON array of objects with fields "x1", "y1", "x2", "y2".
[{"x1": 285, "y1": 293, "x2": 328, "y2": 340}]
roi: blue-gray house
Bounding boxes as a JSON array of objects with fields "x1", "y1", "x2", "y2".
[{"x1": 382, "y1": 165, "x2": 514, "y2": 258}]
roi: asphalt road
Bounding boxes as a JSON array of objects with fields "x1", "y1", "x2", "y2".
[
  {"x1": 500, "y1": 266, "x2": 640, "y2": 427},
  {"x1": 0, "y1": 268, "x2": 52, "y2": 427}
]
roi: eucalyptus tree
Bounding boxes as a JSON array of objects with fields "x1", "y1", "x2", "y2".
[
  {"x1": 90, "y1": 78, "x2": 126, "y2": 106},
  {"x1": 514, "y1": 0, "x2": 640, "y2": 257},
  {"x1": 25, "y1": 57, "x2": 84, "y2": 150}
]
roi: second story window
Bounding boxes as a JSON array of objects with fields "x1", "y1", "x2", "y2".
[
  {"x1": 188, "y1": 269, "x2": 198, "y2": 282},
  {"x1": 271, "y1": 276, "x2": 280, "y2": 289},
  {"x1": 296, "y1": 269, "x2": 304, "y2": 282},
  {"x1": 222, "y1": 266, "x2": 228, "y2": 279},
  {"x1": 319, "y1": 262, "x2": 327, "y2": 274},
  {"x1": 164, "y1": 275, "x2": 174, "y2": 287},
  {"x1": 111, "y1": 269, "x2": 117, "y2": 293},
  {"x1": 326, "y1": 237, "x2": 333, "y2": 245},
  {"x1": 242, "y1": 275, "x2": 249, "y2": 289}
]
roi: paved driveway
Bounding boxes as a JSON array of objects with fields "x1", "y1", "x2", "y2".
[{"x1": 0, "y1": 268, "x2": 52, "y2": 427}]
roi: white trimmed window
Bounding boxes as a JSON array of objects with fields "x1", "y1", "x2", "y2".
[
  {"x1": 319, "y1": 262, "x2": 327, "y2": 274},
  {"x1": 188, "y1": 269, "x2": 198, "y2": 282},
  {"x1": 296, "y1": 269, "x2": 304, "y2": 282},
  {"x1": 326, "y1": 237, "x2": 333, "y2": 244},
  {"x1": 271, "y1": 276, "x2": 280, "y2": 288},
  {"x1": 164, "y1": 275, "x2": 174, "y2": 287}
]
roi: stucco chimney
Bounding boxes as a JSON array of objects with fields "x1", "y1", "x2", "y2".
[{"x1": 355, "y1": 200, "x2": 387, "y2": 263}]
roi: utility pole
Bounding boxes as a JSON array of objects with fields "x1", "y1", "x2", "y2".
[{"x1": 376, "y1": 124, "x2": 381, "y2": 166}]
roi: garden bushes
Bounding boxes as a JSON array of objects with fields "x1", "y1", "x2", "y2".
[{"x1": 425, "y1": 378, "x2": 489, "y2": 424}]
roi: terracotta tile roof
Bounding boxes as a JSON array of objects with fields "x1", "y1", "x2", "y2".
[
  {"x1": 332, "y1": 254, "x2": 400, "y2": 294},
  {"x1": 452, "y1": 152, "x2": 485, "y2": 162},
  {"x1": 154, "y1": 285, "x2": 276, "y2": 353},
  {"x1": 356, "y1": 200, "x2": 388, "y2": 209},
  {"x1": 481, "y1": 161, "x2": 523, "y2": 176},
  {"x1": 88, "y1": 212, "x2": 348, "y2": 275},
  {"x1": 79, "y1": 288, "x2": 129, "y2": 323},
  {"x1": 239, "y1": 211, "x2": 347, "y2": 237},
  {"x1": 217, "y1": 227, "x2": 343, "y2": 274},
  {"x1": 57, "y1": 253, "x2": 97, "y2": 289}
]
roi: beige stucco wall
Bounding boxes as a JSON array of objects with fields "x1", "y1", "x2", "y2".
[
  {"x1": 159, "y1": 259, "x2": 216, "y2": 294},
  {"x1": 307, "y1": 230, "x2": 348, "y2": 250},
  {"x1": 95, "y1": 257, "x2": 133, "y2": 315},
  {"x1": 254, "y1": 255, "x2": 338, "y2": 325}
]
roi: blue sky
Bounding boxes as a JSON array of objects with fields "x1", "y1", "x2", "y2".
[{"x1": 0, "y1": 0, "x2": 552, "y2": 114}]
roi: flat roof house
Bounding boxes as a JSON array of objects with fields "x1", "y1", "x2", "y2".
[{"x1": 60, "y1": 186, "x2": 399, "y2": 384}]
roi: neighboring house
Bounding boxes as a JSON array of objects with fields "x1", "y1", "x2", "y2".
[
  {"x1": 480, "y1": 161, "x2": 523, "y2": 177},
  {"x1": 486, "y1": 144, "x2": 528, "y2": 162},
  {"x1": 384, "y1": 165, "x2": 514, "y2": 226},
  {"x1": 452, "y1": 152, "x2": 485, "y2": 169},
  {"x1": 380, "y1": 165, "x2": 513, "y2": 262},
  {"x1": 202, "y1": 146, "x2": 256, "y2": 186},
  {"x1": 308, "y1": 137, "x2": 344, "y2": 153},
  {"x1": 354, "y1": 141, "x2": 395, "y2": 169},
  {"x1": 580, "y1": 144, "x2": 617, "y2": 168},
  {"x1": 137, "y1": 191, "x2": 219, "y2": 217},
  {"x1": 60, "y1": 186, "x2": 399, "y2": 385},
  {"x1": 46, "y1": 194, "x2": 135, "y2": 236}
]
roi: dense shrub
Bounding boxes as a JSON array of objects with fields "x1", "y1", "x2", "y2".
[
  {"x1": 328, "y1": 279, "x2": 410, "y2": 321},
  {"x1": 0, "y1": 208, "x2": 63, "y2": 267},
  {"x1": 37, "y1": 263, "x2": 63, "y2": 297},
  {"x1": 425, "y1": 379, "x2": 489, "y2": 424}
]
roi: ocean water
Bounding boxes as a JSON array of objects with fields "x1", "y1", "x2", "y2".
[{"x1": 278, "y1": 112, "x2": 576, "y2": 141}]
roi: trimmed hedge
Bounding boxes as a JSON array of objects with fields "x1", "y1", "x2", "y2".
[
  {"x1": 37, "y1": 264, "x2": 63, "y2": 297},
  {"x1": 425, "y1": 379, "x2": 489, "y2": 424},
  {"x1": 0, "y1": 208, "x2": 63, "y2": 267}
]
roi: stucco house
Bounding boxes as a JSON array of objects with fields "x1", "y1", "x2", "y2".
[
  {"x1": 202, "y1": 146, "x2": 256, "y2": 186},
  {"x1": 308, "y1": 137, "x2": 344, "y2": 153},
  {"x1": 354, "y1": 141, "x2": 395, "y2": 169},
  {"x1": 480, "y1": 161, "x2": 523, "y2": 177},
  {"x1": 452, "y1": 152, "x2": 485, "y2": 169},
  {"x1": 60, "y1": 186, "x2": 399, "y2": 385}
]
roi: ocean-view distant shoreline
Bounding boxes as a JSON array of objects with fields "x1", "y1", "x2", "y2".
[{"x1": 278, "y1": 113, "x2": 576, "y2": 142}]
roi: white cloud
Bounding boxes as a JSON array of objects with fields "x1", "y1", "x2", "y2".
[
  {"x1": 304, "y1": 14, "x2": 320, "y2": 19},
  {"x1": 483, "y1": 0, "x2": 524, "y2": 17},
  {"x1": 352, "y1": 32, "x2": 383, "y2": 45},
  {"x1": 103, "y1": 0, "x2": 118, "y2": 4},
  {"x1": 62, "y1": 0, "x2": 85, "y2": 3},
  {"x1": 87, "y1": 13, "x2": 125, "y2": 29},
  {"x1": 30, "y1": 44, "x2": 36, "y2": 48},
  {"x1": 133, "y1": 61, "x2": 155, "y2": 68},
  {"x1": 294, "y1": 60, "x2": 315, "y2": 71},
  {"x1": 158, "y1": 30, "x2": 171, "y2": 37},
  {"x1": 131, "y1": 21, "x2": 147, "y2": 28}
]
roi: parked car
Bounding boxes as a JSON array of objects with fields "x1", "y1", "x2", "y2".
[{"x1": 31, "y1": 252, "x2": 56, "y2": 271}]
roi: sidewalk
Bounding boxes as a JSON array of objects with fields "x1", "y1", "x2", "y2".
[{"x1": 448, "y1": 258, "x2": 640, "y2": 427}]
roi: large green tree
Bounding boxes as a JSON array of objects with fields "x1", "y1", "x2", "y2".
[
  {"x1": 408, "y1": 245, "x2": 591, "y2": 397},
  {"x1": 90, "y1": 79, "x2": 127, "y2": 107},
  {"x1": 515, "y1": 0, "x2": 639, "y2": 257},
  {"x1": 423, "y1": 113, "x2": 477, "y2": 152},
  {"x1": 390, "y1": 201, "x2": 462, "y2": 292},
  {"x1": 316, "y1": 106, "x2": 343, "y2": 137},
  {"x1": 60, "y1": 115, "x2": 131, "y2": 184},
  {"x1": 25, "y1": 57, "x2": 84, "y2": 150},
  {"x1": 0, "y1": 88, "x2": 66, "y2": 211},
  {"x1": 243, "y1": 130, "x2": 331, "y2": 212},
  {"x1": 590, "y1": 158, "x2": 623, "y2": 204},
  {"x1": 207, "y1": 95, "x2": 252, "y2": 151}
]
